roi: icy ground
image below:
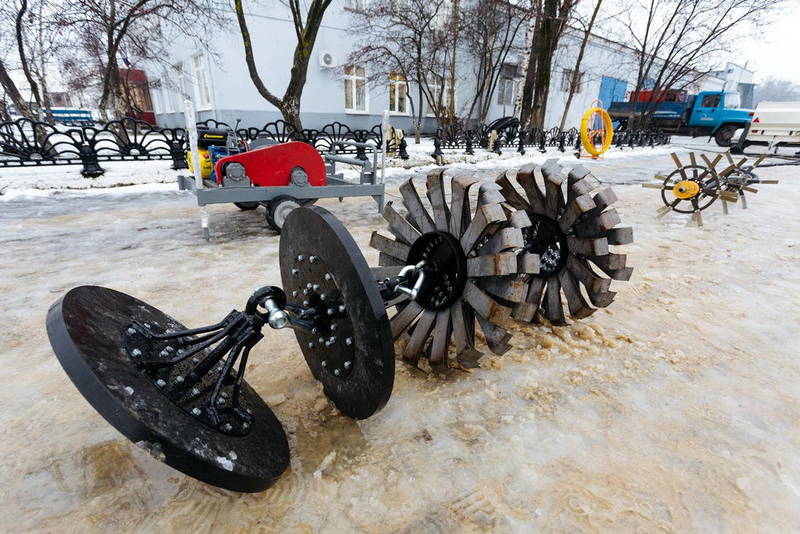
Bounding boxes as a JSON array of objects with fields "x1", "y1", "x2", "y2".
[{"x1": 1, "y1": 138, "x2": 799, "y2": 532}]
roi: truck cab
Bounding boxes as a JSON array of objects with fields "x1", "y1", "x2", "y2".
[{"x1": 687, "y1": 91, "x2": 753, "y2": 145}]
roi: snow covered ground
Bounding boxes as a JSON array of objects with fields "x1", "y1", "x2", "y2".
[{"x1": 1, "y1": 138, "x2": 799, "y2": 532}]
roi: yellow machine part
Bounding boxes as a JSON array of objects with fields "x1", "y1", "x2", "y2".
[
  {"x1": 580, "y1": 107, "x2": 614, "y2": 156},
  {"x1": 186, "y1": 148, "x2": 214, "y2": 180},
  {"x1": 672, "y1": 180, "x2": 700, "y2": 199}
]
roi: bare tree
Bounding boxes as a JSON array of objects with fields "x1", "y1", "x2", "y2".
[
  {"x1": 461, "y1": 0, "x2": 531, "y2": 127},
  {"x1": 558, "y1": 0, "x2": 603, "y2": 129},
  {"x1": 617, "y1": 0, "x2": 777, "y2": 129},
  {"x1": 519, "y1": 0, "x2": 577, "y2": 129},
  {"x1": 234, "y1": 0, "x2": 333, "y2": 130},
  {"x1": 754, "y1": 78, "x2": 800, "y2": 105},
  {"x1": 59, "y1": 0, "x2": 220, "y2": 122},
  {"x1": 348, "y1": 0, "x2": 458, "y2": 140}
]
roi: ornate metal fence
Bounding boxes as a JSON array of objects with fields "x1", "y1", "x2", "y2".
[
  {"x1": 0, "y1": 117, "x2": 387, "y2": 177},
  {"x1": 0, "y1": 116, "x2": 671, "y2": 178},
  {"x1": 432, "y1": 124, "x2": 670, "y2": 159}
]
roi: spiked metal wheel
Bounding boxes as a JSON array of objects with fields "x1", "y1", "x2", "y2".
[
  {"x1": 496, "y1": 160, "x2": 633, "y2": 325},
  {"x1": 644, "y1": 151, "x2": 779, "y2": 223},
  {"x1": 372, "y1": 169, "x2": 531, "y2": 369}
]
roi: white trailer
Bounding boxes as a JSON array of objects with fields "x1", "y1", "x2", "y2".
[{"x1": 733, "y1": 101, "x2": 800, "y2": 153}]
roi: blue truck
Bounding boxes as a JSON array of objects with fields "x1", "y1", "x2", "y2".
[{"x1": 608, "y1": 90, "x2": 754, "y2": 146}]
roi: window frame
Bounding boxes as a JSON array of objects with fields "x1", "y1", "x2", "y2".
[
  {"x1": 344, "y1": 64, "x2": 369, "y2": 114},
  {"x1": 560, "y1": 68, "x2": 583, "y2": 93},
  {"x1": 388, "y1": 72, "x2": 409, "y2": 116},
  {"x1": 191, "y1": 53, "x2": 212, "y2": 110}
]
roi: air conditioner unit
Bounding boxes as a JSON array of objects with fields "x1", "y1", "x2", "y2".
[{"x1": 319, "y1": 51, "x2": 338, "y2": 68}]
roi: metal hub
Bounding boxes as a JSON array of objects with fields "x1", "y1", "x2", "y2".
[
  {"x1": 287, "y1": 253, "x2": 355, "y2": 379},
  {"x1": 673, "y1": 180, "x2": 700, "y2": 199},
  {"x1": 523, "y1": 214, "x2": 568, "y2": 277},
  {"x1": 406, "y1": 231, "x2": 467, "y2": 311}
]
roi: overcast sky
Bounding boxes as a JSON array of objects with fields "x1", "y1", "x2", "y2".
[{"x1": 729, "y1": 2, "x2": 800, "y2": 84}]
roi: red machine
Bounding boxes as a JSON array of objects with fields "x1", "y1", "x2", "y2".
[
  {"x1": 629, "y1": 89, "x2": 688, "y2": 103},
  {"x1": 213, "y1": 141, "x2": 327, "y2": 187}
]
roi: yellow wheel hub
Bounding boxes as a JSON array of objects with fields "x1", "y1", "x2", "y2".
[{"x1": 673, "y1": 180, "x2": 700, "y2": 199}]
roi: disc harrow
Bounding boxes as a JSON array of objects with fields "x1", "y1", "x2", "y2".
[
  {"x1": 44, "y1": 163, "x2": 633, "y2": 493},
  {"x1": 643, "y1": 151, "x2": 779, "y2": 225}
]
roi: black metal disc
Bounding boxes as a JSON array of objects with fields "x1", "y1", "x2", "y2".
[
  {"x1": 523, "y1": 213, "x2": 568, "y2": 277},
  {"x1": 279, "y1": 206, "x2": 394, "y2": 419},
  {"x1": 406, "y1": 231, "x2": 467, "y2": 311},
  {"x1": 46, "y1": 286, "x2": 289, "y2": 492}
]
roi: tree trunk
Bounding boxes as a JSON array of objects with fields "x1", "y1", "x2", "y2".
[
  {"x1": 559, "y1": 0, "x2": 602, "y2": 130},
  {"x1": 16, "y1": 0, "x2": 44, "y2": 119},
  {"x1": 0, "y1": 59, "x2": 34, "y2": 119},
  {"x1": 519, "y1": 0, "x2": 543, "y2": 128}
]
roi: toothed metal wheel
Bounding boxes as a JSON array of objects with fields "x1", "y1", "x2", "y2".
[
  {"x1": 371, "y1": 169, "x2": 529, "y2": 369},
  {"x1": 496, "y1": 160, "x2": 634, "y2": 325}
]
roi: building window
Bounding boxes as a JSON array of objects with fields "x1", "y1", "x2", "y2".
[
  {"x1": 561, "y1": 69, "x2": 583, "y2": 93},
  {"x1": 151, "y1": 80, "x2": 163, "y2": 114},
  {"x1": 426, "y1": 77, "x2": 454, "y2": 116},
  {"x1": 344, "y1": 65, "x2": 367, "y2": 112},
  {"x1": 192, "y1": 53, "x2": 212, "y2": 109},
  {"x1": 497, "y1": 64, "x2": 516, "y2": 105},
  {"x1": 344, "y1": 0, "x2": 367, "y2": 11},
  {"x1": 388, "y1": 72, "x2": 407, "y2": 114}
]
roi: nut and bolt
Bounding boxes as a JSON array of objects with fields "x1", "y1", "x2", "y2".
[
  {"x1": 344, "y1": 361, "x2": 352, "y2": 370},
  {"x1": 345, "y1": 337, "x2": 353, "y2": 346},
  {"x1": 222, "y1": 423, "x2": 233, "y2": 432},
  {"x1": 292, "y1": 268, "x2": 299, "y2": 275},
  {"x1": 175, "y1": 375, "x2": 184, "y2": 383},
  {"x1": 296, "y1": 255, "x2": 305, "y2": 261},
  {"x1": 156, "y1": 379, "x2": 166, "y2": 387},
  {"x1": 324, "y1": 273, "x2": 332, "y2": 281},
  {"x1": 308, "y1": 342, "x2": 315, "y2": 348},
  {"x1": 321, "y1": 360, "x2": 327, "y2": 368},
  {"x1": 191, "y1": 407, "x2": 202, "y2": 416},
  {"x1": 334, "y1": 369, "x2": 341, "y2": 376},
  {"x1": 131, "y1": 348, "x2": 142, "y2": 357},
  {"x1": 309, "y1": 255, "x2": 318, "y2": 263},
  {"x1": 127, "y1": 327, "x2": 136, "y2": 335}
]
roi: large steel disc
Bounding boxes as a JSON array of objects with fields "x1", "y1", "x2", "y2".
[
  {"x1": 46, "y1": 286, "x2": 290, "y2": 492},
  {"x1": 279, "y1": 206, "x2": 394, "y2": 419}
]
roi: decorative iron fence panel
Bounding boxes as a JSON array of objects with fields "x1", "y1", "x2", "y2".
[{"x1": 0, "y1": 117, "x2": 670, "y2": 178}]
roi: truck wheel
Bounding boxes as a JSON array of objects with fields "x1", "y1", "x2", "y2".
[
  {"x1": 266, "y1": 196, "x2": 302, "y2": 233},
  {"x1": 714, "y1": 125, "x2": 737, "y2": 147},
  {"x1": 234, "y1": 202, "x2": 259, "y2": 211}
]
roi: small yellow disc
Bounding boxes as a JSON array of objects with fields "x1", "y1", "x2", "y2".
[{"x1": 673, "y1": 180, "x2": 700, "y2": 199}]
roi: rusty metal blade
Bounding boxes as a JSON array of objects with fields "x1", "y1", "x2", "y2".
[
  {"x1": 480, "y1": 227, "x2": 524, "y2": 255},
  {"x1": 476, "y1": 314, "x2": 511, "y2": 355},
  {"x1": 542, "y1": 163, "x2": 565, "y2": 219},
  {"x1": 451, "y1": 299, "x2": 482, "y2": 367},
  {"x1": 425, "y1": 168, "x2": 450, "y2": 231},
  {"x1": 559, "y1": 268, "x2": 595, "y2": 319},
  {"x1": 463, "y1": 281, "x2": 510, "y2": 325},
  {"x1": 567, "y1": 236, "x2": 609, "y2": 256},
  {"x1": 542, "y1": 277, "x2": 567, "y2": 325},
  {"x1": 479, "y1": 180, "x2": 506, "y2": 206},
  {"x1": 370, "y1": 231, "x2": 411, "y2": 261},
  {"x1": 460, "y1": 203, "x2": 506, "y2": 253},
  {"x1": 516, "y1": 165, "x2": 547, "y2": 214},
  {"x1": 429, "y1": 310, "x2": 452, "y2": 367},
  {"x1": 606, "y1": 226, "x2": 633, "y2": 245},
  {"x1": 559, "y1": 194, "x2": 596, "y2": 232},
  {"x1": 449, "y1": 174, "x2": 481, "y2": 237},
  {"x1": 517, "y1": 253, "x2": 540, "y2": 274},
  {"x1": 383, "y1": 201, "x2": 422, "y2": 245},
  {"x1": 399, "y1": 178, "x2": 435, "y2": 234},
  {"x1": 467, "y1": 252, "x2": 518, "y2": 277},
  {"x1": 403, "y1": 310, "x2": 436, "y2": 364},
  {"x1": 496, "y1": 172, "x2": 530, "y2": 210},
  {"x1": 574, "y1": 209, "x2": 621, "y2": 237},
  {"x1": 478, "y1": 277, "x2": 527, "y2": 303},
  {"x1": 390, "y1": 301, "x2": 424, "y2": 339},
  {"x1": 588, "y1": 253, "x2": 627, "y2": 271}
]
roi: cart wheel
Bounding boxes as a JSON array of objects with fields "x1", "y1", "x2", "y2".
[
  {"x1": 234, "y1": 202, "x2": 259, "y2": 211},
  {"x1": 266, "y1": 195, "x2": 302, "y2": 233}
]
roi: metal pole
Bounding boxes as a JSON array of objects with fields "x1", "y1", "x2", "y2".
[
  {"x1": 184, "y1": 98, "x2": 210, "y2": 241},
  {"x1": 381, "y1": 109, "x2": 389, "y2": 184}
]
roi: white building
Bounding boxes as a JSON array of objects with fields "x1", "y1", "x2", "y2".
[{"x1": 149, "y1": 0, "x2": 748, "y2": 131}]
